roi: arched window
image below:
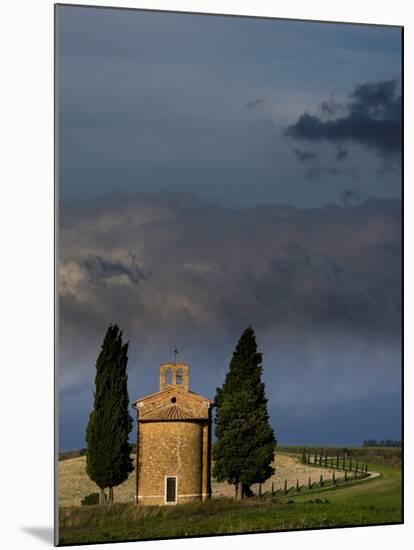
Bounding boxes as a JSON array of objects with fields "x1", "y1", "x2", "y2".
[
  {"x1": 165, "y1": 368, "x2": 172, "y2": 385},
  {"x1": 175, "y1": 368, "x2": 183, "y2": 385}
]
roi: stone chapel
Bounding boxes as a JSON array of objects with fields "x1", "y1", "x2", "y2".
[{"x1": 132, "y1": 362, "x2": 212, "y2": 505}]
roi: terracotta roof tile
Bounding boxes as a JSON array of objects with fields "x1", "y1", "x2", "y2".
[{"x1": 140, "y1": 404, "x2": 207, "y2": 421}]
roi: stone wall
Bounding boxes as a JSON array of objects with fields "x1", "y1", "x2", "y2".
[
  {"x1": 137, "y1": 420, "x2": 209, "y2": 505},
  {"x1": 159, "y1": 362, "x2": 189, "y2": 392},
  {"x1": 137, "y1": 386, "x2": 210, "y2": 420}
]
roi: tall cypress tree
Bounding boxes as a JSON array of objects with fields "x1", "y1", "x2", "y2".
[
  {"x1": 212, "y1": 326, "x2": 276, "y2": 499},
  {"x1": 85, "y1": 324, "x2": 134, "y2": 504},
  {"x1": 302, "y1": 447, "x2": 307, "y2": 464}
]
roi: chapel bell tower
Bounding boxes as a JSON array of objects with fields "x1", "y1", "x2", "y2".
[{"x1": 159, "y1": 362, "x2": 189, "y2": 392}]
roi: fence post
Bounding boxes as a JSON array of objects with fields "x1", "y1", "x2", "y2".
[{"x1": 284, "y1": 479, "x2": 287, "y2": 495}]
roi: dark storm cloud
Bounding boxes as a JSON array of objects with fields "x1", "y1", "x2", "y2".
[
  {"x1": 304, "y1": 164, "x2": 340, "y2": 182},
  {"x1": 56, "y1": 6, "x2": 402, "y2": 449},
  {"x1": 285, "y1": 79, "x2": 402, "y2": 159},
  {"x1": 320, "y1": 99, "x2": 344, "y2": 116},
  {"x1": 59, "y1": 193, "x2": 401, "y2": 375},
  {"x1": 340, "y1": 189, "x2": 361, "y2": 206},
  {"x1": 335, "y1": 149, "x2": 349, "y2": 162},
  {"x1": 60, "y1": 192, "x2": 401, "y2": 335},
  {"x1": 262, "y1": 118, "x2": 275, "y2": 129},
  {"x1": 292, "y1": 148, "x2": 318, "y2": 163},
  {"x1": 58, "y1": 5, "x2": 402, "y2": 208},
  {"x1": 245, "y1": 98, "x2": 265, "y2": 110},
  {"x1": 83, "y1": 254, "x2": 148, "y2": 285},
  {"x1": 351, "y1": 80, "x2": 400, "y2": 117},
  {"x1": 58, "y1": 192, "x2": 401, "y2": 448}
]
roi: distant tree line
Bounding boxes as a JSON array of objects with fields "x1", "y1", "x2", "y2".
[
  {"x1": 301, "y1": 447, "x2": 368, "y2": 474},
  {"x1": 362, "y1": 439, "x2": 402, "y2": 448}
]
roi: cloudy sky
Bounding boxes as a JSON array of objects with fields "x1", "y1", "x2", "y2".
[{"x1": 57, "y1": 5, "x2": 402, "y2": 450}]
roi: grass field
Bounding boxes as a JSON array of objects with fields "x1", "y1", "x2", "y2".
[{"x1": 58, "y1": 453, "x2": 402, "y2": 545}]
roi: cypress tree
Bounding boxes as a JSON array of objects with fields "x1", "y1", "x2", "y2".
[
  {"x1": 212, "y1": 326, "x2": 276, "y2": 498},
  {"x1": 302, "y1": 447, "x2": 307, "y2": 464},
  {"x1": 336, "y1": 453, "x2": 339, "y2": 469},
  {"x1": 314, "y1": 451, "x2": 317, "y2": 465},
  {"x1": 307, "y1": 449, "x2": 311, "y2": 464},
  {"x1": 85, "y1": 324, "x2": 134, "y2": 504}
]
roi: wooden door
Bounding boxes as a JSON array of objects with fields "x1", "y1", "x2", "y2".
[{"x1": 166, "y1": 477, "x2": 177, "y2": 503}]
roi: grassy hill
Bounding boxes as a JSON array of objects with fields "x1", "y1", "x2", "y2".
[
  {"x1": 58, "y1": 452, "x2": 402, "y2": 544},
  {"x1": 59, "y1": 451, "x2": 357, "y2": 507}
]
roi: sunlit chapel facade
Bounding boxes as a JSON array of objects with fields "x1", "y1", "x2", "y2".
[{"x1": 132, "y1": 362, "x2": 212, "y2": 505}]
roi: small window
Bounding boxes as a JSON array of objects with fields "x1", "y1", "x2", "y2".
[
  {"x1": 166, "y1": 477, "x2": 177, "y2": 503},
  {"x1": 176, "y1": 368, "x2": 183, "y2": 385},
  {"x1": 171, "y1": 397, "x2": 177, "y2": 403},
  {"x1": 165, "y1": 368, "x2": 172, "y2": 384}
]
